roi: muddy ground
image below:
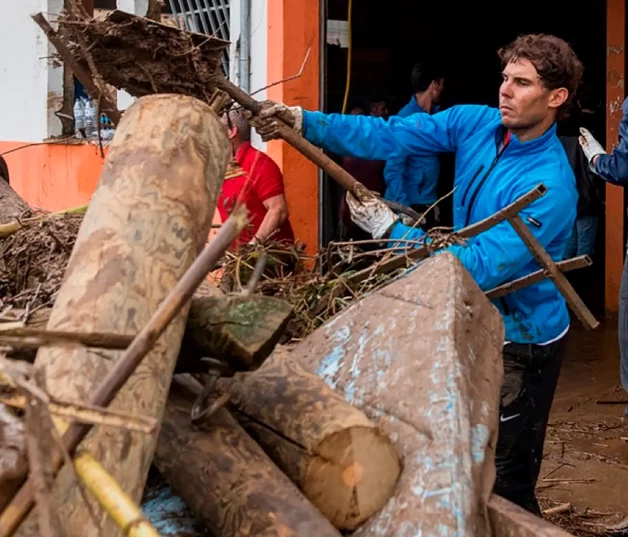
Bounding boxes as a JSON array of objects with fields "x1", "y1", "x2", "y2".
[{"x1": 539, "y1": 319, "x2": 628, "y2": 536}]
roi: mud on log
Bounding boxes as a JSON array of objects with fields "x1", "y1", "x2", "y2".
[
  {"x1": 15, "y1": 94, "x2": 230, "y2": 537},
  {"x1": 224, "y1": 359, "x2": 401, "y2": 530},
  {"x1": 156, "y1": 376, "x2": 342, "y2": 537},
  {"x1": 282, "y1": 252, "x2": 505, "y2": 537}
]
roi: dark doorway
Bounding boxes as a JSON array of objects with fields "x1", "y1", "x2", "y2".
[{"x1": 321, "y1": 0, "x2": 608, "y2": 314}]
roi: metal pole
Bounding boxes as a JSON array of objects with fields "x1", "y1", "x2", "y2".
[{"x1": 239, "y1": 0, "x2": 250, "y2": 92}]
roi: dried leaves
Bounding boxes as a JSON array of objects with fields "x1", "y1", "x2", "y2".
[{"x1": 0, "y1": 214, "x2": 82, "y2": 314}]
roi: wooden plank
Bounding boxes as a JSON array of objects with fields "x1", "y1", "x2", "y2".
[
  {"x1": 283, "y1": 252, "x2": 505, "y2": 537},
  {"x1": 13, "y1": 94, "x2": 229, "y2": 537},
  {"x1": 488, "y1": 495, "x2": 575, "y2": 537}
]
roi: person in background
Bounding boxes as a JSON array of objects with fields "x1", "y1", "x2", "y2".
[
  {"x1": 559, "y1": 134, "x2": 602, "y2": 260},
  {"x1": 579, "y1": 98, "x2": 628, "y2": 415},
  {"x1": 369, "y1": 93, "x2": 389, "y2": 119},
  {"x1": 218, "y1": 109, "x2": 295, "y2": 250},
  {"x1": 251, "y1": 33, "x2": 582, "y2": 514},
  {"x1": 337, "y1": 105, "x2": 386, "y2": 241},
  {"x1": 384, "y1": 62, "x2": 445, "y2": 229}
]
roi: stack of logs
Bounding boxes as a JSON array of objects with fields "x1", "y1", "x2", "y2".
[{"x1": 0, "y1": 93, "x2": 402, "y2": 537}]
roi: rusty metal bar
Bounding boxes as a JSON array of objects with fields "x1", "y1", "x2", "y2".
[
  {"x1": 506, "y1": 214, "x2": 599, "y2": 329},
  {"x1": 486, "y1": 256, "x2": 592, "y2": 299}
]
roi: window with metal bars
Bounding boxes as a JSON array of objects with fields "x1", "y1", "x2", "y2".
[{"x1": 167, "y1": 0, "x2": 230, "y2": 75}]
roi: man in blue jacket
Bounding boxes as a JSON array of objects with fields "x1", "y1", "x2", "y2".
[
  {"x1": 252, "y1": 33, "x2": 583, "y2": 514},
  {"x1": 385, "y1": 62, "x2": 445, "y2": 229},
  {"x1": 579, "y1": 100, "x2": 628, "y2": 415}
]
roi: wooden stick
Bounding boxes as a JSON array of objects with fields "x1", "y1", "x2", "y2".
[
  {"x1": 346, "y1": 184, "x2": 547, "y2": 285},
  {"x1": 215, "y1": 76, "x2": 366, "y2": 197},
  {"x1": 506, "y1": 214, "x2": 599, "y2": 330},
  {"x1": 31, "y1": 13, "x2": 121, "y2": 125},
  {"x1": 542, "y1": 503, "x2": 572, "y2": 516},
  {"x1": 0, "y1": 208, "x2": 248, "y2": 537},
  {"x1": 73, "y1": 452, "x2": 160, "y2": 537},
  {"x1": 0, "y1": 205, "x2": 87, "y2": 239},
  {"x1": 486, "y1": 256, "x2": 592, "y2": 299},
  {"x1": 0, "y1": 329, "x2": 133, "y2": 350},
  {"x1": 23, "y1": 372, "x2": 62, "y2": 537}
]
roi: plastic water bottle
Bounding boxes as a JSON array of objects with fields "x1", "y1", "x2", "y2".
[
  {"x1": 73, "y1": 98, "x2": 85, "y2": 136},
  {"x1": 84, "y1": 99, "x2": 96, "y2": 138}
]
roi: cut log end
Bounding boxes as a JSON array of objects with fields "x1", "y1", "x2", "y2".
[{"x1": 304, "y1": 425, "x2": 401, "y2": 530}]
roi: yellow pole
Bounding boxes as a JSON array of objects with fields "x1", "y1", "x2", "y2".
[{"x1": 73, "y1": 451, "x2": 160, "y2": 537}]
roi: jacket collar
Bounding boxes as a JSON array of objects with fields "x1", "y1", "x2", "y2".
[{"x1": 496, "y1": 121, "x2": 558, "y2": 155}]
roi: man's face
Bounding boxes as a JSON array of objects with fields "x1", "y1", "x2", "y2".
[
  {"x1": 499, "y1": 59, "x2": 566, "y2": 130},
  {"x1": 370, "y1": 102, "x2": 388, "y2": 117},
  {"x1": 431, "y1": 79, "x2": 445, "y2": 104}
]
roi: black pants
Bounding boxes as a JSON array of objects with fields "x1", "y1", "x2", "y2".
[{"x1": 493, "y1": 337, "x2": 566, "y2": 515}]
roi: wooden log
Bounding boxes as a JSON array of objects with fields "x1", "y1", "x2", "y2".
[
  {"x1": 282, "y1": 252, "x2": 505, "y2": 537},
  {"x1": 15, "y1": 94, "x2": 230, "y2": 537},
  {"x1": 0, "y1": 177, "x2": 30, "y2": 225},
  {"x1": 223, "y1": 359, "x2": 401, "y2": 530},
  {"x1": 0, "y1": 406, "x2": 27, "y2": 511},
  {"x1": 155, "y1": 376, "x2": 342, "y2": 537},
  {"x1": 10, "y1": 293, "x2": 292, "y2": 371},
  {"x1": 488, "y1": 495, "x2": 575, "y2": 537},
  {"x1": 178, "y1": 294, "x2": 293, "y2": 372}
]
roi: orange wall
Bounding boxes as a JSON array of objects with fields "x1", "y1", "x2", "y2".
[
  {"x1": 0, "y1": 141, "x2": 105, "y2": 211},
  {"x1": 267, "y1": 0, "x2": 320, "y2": 254}
]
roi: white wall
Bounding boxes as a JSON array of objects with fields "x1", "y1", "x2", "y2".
[
  {"x1": 230, "y1": 0, "x2": 267, "y2": 151},
  {"x1": 0, "y1": 0, "x2": 64, "y2": 142}
]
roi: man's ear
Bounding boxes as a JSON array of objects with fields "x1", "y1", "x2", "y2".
[
  {"x1": 549, "y1": 87, "x2": 569, "y2": 110},
  {"x1": 227, "y1": 125, "x2": 238, "y2": 140}
]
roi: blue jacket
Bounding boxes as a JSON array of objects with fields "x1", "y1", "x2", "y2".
[
  {"x1": 384, "y1": 96, "x2": 440, "y2": 206},
  {"x1": 302, "y1": 105, "x2": 578, "y2": 344},
  {"x1": 595, "y1": 97, "x2": 628, "y2": 184}
]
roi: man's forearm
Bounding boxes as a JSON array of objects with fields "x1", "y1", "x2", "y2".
[{"x1": 255, "y1": 208, "x2": 286, "y2": 241}]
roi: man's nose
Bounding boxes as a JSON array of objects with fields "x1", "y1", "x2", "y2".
[{"x1": 500, "y1": 80, "x2": 514, "y2": 96}]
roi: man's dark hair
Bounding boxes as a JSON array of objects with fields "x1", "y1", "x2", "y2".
[
  {"x1": 226, "y1": 109, "x2": 251, "y2": 142},
  {"x1": 411, "y1": 62, "x2": 444, "y2": 93},
  {"x1": 498, "y1": 34, "x2": 584, "y2": 120}
]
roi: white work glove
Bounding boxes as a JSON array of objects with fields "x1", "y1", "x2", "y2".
[
  {"x1": 345, "y1": 188, "x2": 399, "y2": 239},
  {"x1": 248, "y1": 101, "x2": 304, "y2": 142},
  {"x1": 579, "y1": 127, "x2": 606, "y2": 173}
]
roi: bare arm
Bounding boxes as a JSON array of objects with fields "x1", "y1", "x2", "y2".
[{"x1": 255, "y1": 194, "x2": 289, "y2": 241}]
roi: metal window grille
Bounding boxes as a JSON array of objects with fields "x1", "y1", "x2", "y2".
[{"x1": 167, "y1": 0, "x2": 230, "y2": 75}]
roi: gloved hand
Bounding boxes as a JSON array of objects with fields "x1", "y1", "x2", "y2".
[
  {"x1": 345, "y1": 188, "x2": 399, "y2": 239},
  {"x1": 248, "y1": 101, "x2": 304, "y2": 142},
  {"x1": 579, "y1": 127, "x2": 606, "y2": 172}
]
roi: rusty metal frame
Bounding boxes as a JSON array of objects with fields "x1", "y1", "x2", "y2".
[{"x1": 347, "y1": 183, "x2": 599, "y2": 330}]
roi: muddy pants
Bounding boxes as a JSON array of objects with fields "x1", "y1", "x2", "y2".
[{"x1": 493, "y1": 336, "x2": 566, "y2": 515}]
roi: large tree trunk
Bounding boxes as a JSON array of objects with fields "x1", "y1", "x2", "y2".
[
  {"x1": 16, "y1": 94, "x2": 230, "y2": 537},
  {"x1": 282, "y1": 253, "x2": 505, "y2": 537},
  {"x1": 0, "y1": 177, "x2": 30, "y2": 225},
  {"x1": 223, "y1": 359, "x2": 401, "y2": 530},
  {"x1": 155, "y1": 376, "x2": 342, "y2": 537}
]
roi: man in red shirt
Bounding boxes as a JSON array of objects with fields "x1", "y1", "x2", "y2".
[{"x1": 218, "y1": 109, "x2": 295, "y2": 249}]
